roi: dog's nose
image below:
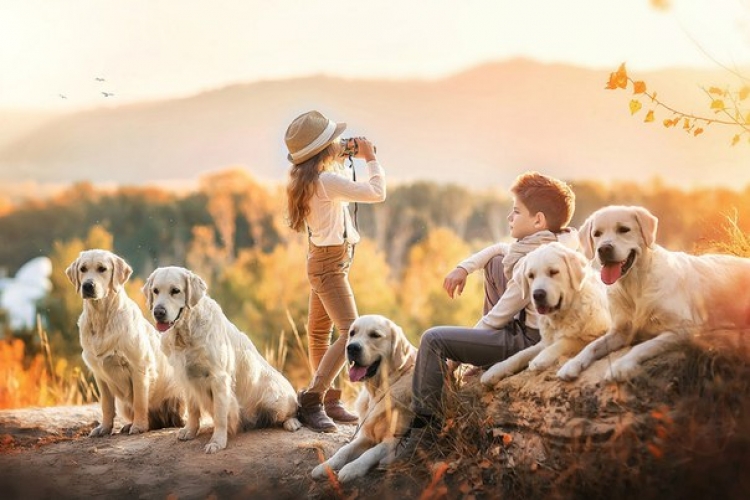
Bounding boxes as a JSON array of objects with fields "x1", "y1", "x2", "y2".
[
  {"x1": 532, "y1": 289, "x2": 547, "y2": 303},
  {"x1": 346, "y1": 343, "x2": 362, "y2": 357},
  {"x1": 82, "y1": 281, "x2": 95, "y2": 294},
  {"x1": 153, "y1": 305, "x2": 167, "y2": 321},
  {"x1": 597, "y1": 243, "x2": 615, "y2": 261}
]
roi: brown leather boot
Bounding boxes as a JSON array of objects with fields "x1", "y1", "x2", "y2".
[
  {"x1": 298, "y1": 390, "x2": 337, "y2": 433},
  {"x1": 324, "y1": 389, "x2": 359, "y2": 423}
]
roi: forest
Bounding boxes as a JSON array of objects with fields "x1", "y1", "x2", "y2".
[{"x1": 2, "y1": 168, "x2": 750, "y2": 392}]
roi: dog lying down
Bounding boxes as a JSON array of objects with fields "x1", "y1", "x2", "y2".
[
  {"x1": 312, "y1": 314, "x2": 417, "y2": 483},
  {"x1": 142, "y1": 266, "x2": 301, "y2": 454},
  {"x1": 558, "y1": 205, "x2": 750, "y2": 382},
  {"x1": 480, "y1": 242, "x2": 610, "y2": 386},
  {"x1": 66, "y1": 249, "x2": 184, "y2": 437}
]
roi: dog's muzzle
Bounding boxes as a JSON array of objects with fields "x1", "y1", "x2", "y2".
[
  {"x1": 153, "y1": 305, "x2": 181, "y2": 332},
  {"x1": 81, "y1": 281, "x2": 97, "y2": 299},
  {"x1": 533, "y1": 288, "x2": 562, "y2": 315},
  {"x1": 346, "y1": 343, "x2": 381, "y2": 383}
]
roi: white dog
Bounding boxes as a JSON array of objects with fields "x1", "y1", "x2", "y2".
[
  {"x1": 480, "y1": 242, "x2": 610, "y2": 386},
  {"x1": 558, "y1": 205, "x2": 750, "y2": 382},
  {"x1": 312, "y1": 315, "x2": 417, "y2": 483},
  {"x1": 66, "y1": 249, "x2": 183, "y2": 437},
  {"x1": 142, "y1": 266, "x2": 301, "y2": 454}
]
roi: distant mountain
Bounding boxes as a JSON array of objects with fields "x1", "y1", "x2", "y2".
[{"x1": 1, "y1": 59, "x2": 748, "y2": 191}]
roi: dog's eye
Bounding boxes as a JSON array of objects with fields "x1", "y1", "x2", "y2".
[
  {"x1": 349, "y1": 329, "x2": 356, "y2": 337},
  {"x1": 549, "y1": 269, "x2": 559, "y2": 277},
  {"x1": 153, "y1": 288, "x2": 159, "y2": 295},
  {"x1": 97, "y1": 266, "x2": 106, "y2": 273},
  {"x1": 528, "y1": 272, "x2": 535, "y2": 280},
  {"x1": 368, "y1": 332, "x2": 383, "y2": 339},
  {"x1": 592, "y1": 230, "x2": 602, "y2": 238},
  {"x1": 617, "y1": 226, "x2": 631, "y2": 234},
  {"x1": 80, "y1": 266, "x2": 88, "y2": 273},
  {"x1": 170, "y1": 288, "x2": 180, "y2": 296}
]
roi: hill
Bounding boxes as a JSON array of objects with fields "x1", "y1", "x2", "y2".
[{"x1": 1, "y1": 59, "x2": 748, "y2": 193}]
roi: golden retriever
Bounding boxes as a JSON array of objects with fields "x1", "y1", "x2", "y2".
[
  {"x1": 480, "y1": 242, "x2": 610, "y2": 386},
  {"x1": 558, "y1": 205, "x2": 750, "y2": 382},
  {"x1": 142, "y1": 266, "x2": 301, "y2": 454},
  {"x1": 65, "y1": 249, "x2": 183, "y2": 437},
  {"x1": 312, "y1": 314, "x2": 417, "y2": 483}
]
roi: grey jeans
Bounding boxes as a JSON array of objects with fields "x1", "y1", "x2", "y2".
[{"x1": 412, "y1": 255, "x2": 541, "y2": 417}]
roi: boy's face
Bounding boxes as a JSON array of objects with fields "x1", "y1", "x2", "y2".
[{"x1": 507, "y1": 197, "x2": 543, "y2": 239}]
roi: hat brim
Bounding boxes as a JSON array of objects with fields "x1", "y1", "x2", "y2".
[{"x1": 287, "y1": 122, "x2": 347, "y2": 164}]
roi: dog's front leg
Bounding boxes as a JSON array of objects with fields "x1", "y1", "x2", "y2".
[
  {"x1": 481, "y1": 343, "x2": 545, "y2": 387},
  {"x1": 178, "y1": 397, "x2": 201, "y2": 441},
  {"x1": 606, "y1": 330, "x2": 688, "y2": 381},
  {"x1": 557, "y1": 328, "x2": 630, "y2": 381},
  {"x1": 337, "y1": 440, "x2": 393, "y2": 483},
  {"x1": 529, "y1": 340, "x2": 576, "y2": 372},
  {"x1": 90, "y1": 376, "x2": 116, "y2": 437},
  {"x1": 128, "y1": 367, "x2": 150, "y2": 434},
  {"x1": 205, "y1": 375, "x2": 233, "y2": 454},
  {"x1": 311, "y1": 436, "x2": 372, "y2": 480}
]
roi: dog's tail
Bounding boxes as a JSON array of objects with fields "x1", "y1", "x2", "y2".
[{"x1": 148, "y1": 397, "x2": 185, "y2": 429}]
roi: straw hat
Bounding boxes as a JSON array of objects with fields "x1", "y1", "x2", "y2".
[{"x1": 285, "y1": 110, "x2": 346, "y2": 164}]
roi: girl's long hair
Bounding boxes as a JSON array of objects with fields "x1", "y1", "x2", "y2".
[{"x1": 286, "y1": 143, "x2": 337, "y2": 233}]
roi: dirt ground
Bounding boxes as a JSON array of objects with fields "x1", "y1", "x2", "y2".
[{"x1": 0, "y1": 405, "x2": 417, "y2": 500}]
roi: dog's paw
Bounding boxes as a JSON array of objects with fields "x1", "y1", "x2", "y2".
[
  {"x1": 480, "y1": 364, "x2": 512, "y2": 387},
  {"x1": 337, "y1": 463, "x2": 366, "y2": 483},
  {"x1": 128, "y1": 422, "x2": 148, "y2": 435},
  {"x1": 283, "y1": 417, "x2": 302, "y2": 432},
  {"x1": 177, "y1": 426, "x2": 198, "y2": 441},
  {"x1": 204, "y1": 441, "x2": 226, "y2": 454},
  {"x1": 88, "y1": 424, "x2": 113, "y2": 438},
  {"x1": 557, "y1": 359, "x2": 583, "y2": 381},
  {"x1": 119, "y1": 423, "x2": 132, "y2": 434},
  {"x1": 528, "y1": 359, "x2": 551, "y2": 372},
  {"x1": 604, "y1": 359, "x2": 637, "y2": 382},
  {"x1": 311, "y1": 463, "x2": 332, "y2": 480}
]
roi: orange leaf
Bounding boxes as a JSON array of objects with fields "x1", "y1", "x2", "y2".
[
  {"x1": 633, "y1": 81, "x2": 647, "y2": 94},
  {"x1": 711, "y1": 99, "x2": 725, "y2": 111},
  {"x1": 708, "y1": 86, "x2": 724, "y2": 95},
  {"x1": 663, "y1": 118, "x2": 674, "y2": 128},
  {"x1": 502, "y1": 433, "x2": 513, "y2": 446},
  {"x1": 740, "y1": 86, "x2": 750, "y2": 101},
  {"x1": 693, "y1": 127, "x2": 703, "y2": 136},
  {"x1": 732, "y1": 134, "x2": 740, "y2": 146},
  {"x1": 606, "y1": 63, "x2": 628, "y2": 89},
  {"x1": 683, "y1": 118, "x2": 691, "y2": 129},
  {"x1": 644, "y1": 110, "x2": 655, "y2": 123},
  {"x1": 629, "y1": 99, "x2": 642, "y2": 115},
  {"x1": 647, "y1": 442, "x2": 664, "y2": 459}
]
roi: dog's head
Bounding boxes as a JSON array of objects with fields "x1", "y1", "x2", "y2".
[
  {"x1": 346, "y1": 315, "x2": 415, "y2": 385},
  {"x1": 579, "y1": 205, "x2": 658, "y2": 285},
  {"x1": 515, "y1": 242, "x2": 588, "y2": 315},
  {"x1": 65, "y1": 249, "x2": 132, "y2": 300},
  {"x1": 142, "y1": 266, "x2": 207, "y2": 332}
]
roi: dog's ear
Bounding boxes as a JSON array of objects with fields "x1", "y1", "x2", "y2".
[
  {"x1": 109, "y1": 254, "x2": 133, "y2": 291},
  {"x1": 388, "y1": 318, "x2": 413, "y2": 372},
  {"x1": 563, "y1": 248, "x2": 587, "y2": 291},
  {"x1": 185, "y1": 271, "x2": 207, "y2": 308},
  {"x1": 578, "y1": 213, "x2": 596, "y2": 260},
  {"x1": 512, "y1": 258, "x2": 530, "y2": 301},
  {"x1": 65, "y1": 257, "x2": 81, "y2": 294},
  {"x1": 633, "y1": 206, "x2": 658, "y2": 248},
  {"x1": 142, "y1": 272, "x2": 155, "y2": 311}
]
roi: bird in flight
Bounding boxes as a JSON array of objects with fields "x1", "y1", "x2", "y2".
[
  {"x1": 101, "y1": 92, "x2": 114, "y2": 97},
  {"x1": 59, "y1": 94, "x2": 68, "y2": 99},
  {"x1": 95, "y1": 77, "x2": 106, "y2": 82}
]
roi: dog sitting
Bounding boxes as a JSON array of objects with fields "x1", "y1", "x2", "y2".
[
  {"x1": 65, "y1": 249, "x2": 184, "y2": 437},
  {"x1": 312, "y1": 314, "x2": 417, "y2": 483},
  {"x1": 558, "y1": 205, "x2": 750, "y2": 382},
  {"x1": 142, "y1": 266, "x2": 301, "y2": 454},
  {"x1": 480, "y1": 242, "x2": 610, "y2": 386}
]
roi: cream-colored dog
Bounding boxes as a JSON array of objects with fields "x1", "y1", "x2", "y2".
[
  {"x1": 142, "y1": 266, "x2": 301, "y2": 454},
  {"x1": 312, "y1": 314, "x2": 417, "y2": 483},
  {"x1": 481, "y1": 242, "x2": 610, "y2": 386},
  {"x1": 558, "y1": 205, "x2": 750, "y2": 382},
  {"x1": 66, "y1": 249, "x2": 183, "y2": 437}
]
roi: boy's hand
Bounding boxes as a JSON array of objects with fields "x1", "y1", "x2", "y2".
[{"x1": 443, "y1": 267, "x2": 468, "y2": 298}]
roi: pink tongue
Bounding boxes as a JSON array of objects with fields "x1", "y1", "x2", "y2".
[
  {"x1": 156, "y1": 322, "x2": 172, "y2": 332},
  {"x1": 601, "y1": 263, "x2": 623, "y2": 285},
  {"x1": 348, "y1": 365, "x2": 368, "y2": 382}
]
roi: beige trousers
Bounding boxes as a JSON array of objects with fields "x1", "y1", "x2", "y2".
[{"x1": 305, "y1": 242, "x2": 358, "y2": 394}]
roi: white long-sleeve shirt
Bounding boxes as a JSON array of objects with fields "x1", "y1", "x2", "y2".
[{"x1": 306, "y1": 160, "x2": 386, "y2": 246}]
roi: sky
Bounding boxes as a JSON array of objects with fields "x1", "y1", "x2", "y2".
[{"x1": 1, "y1": 0, "x2": 749, "y2": 111}]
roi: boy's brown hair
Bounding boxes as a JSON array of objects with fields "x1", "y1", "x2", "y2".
[{"x1": 510, "y1": 171, "x2": 575, "y2": 232}]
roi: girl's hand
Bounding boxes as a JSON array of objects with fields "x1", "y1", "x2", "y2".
[
  {"x1": 354, "y1": 137, "x2": 376, "y2": 162},
  {"x1": 443, "y1": 267, "x2": 468, "y2": 298}
]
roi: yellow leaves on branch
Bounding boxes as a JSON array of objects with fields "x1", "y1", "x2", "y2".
[{"x1": 606, "y1": 63, "x2": 750, "y2": 145}]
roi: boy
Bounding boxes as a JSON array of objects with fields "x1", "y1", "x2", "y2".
[{"x1": 398, "y1": 171, "x2": 577, "y2": 457}]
